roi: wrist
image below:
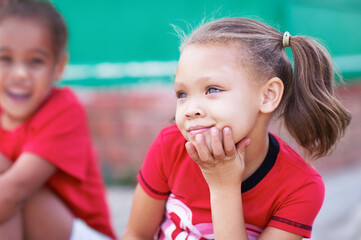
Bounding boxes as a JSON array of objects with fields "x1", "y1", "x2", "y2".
[{"x1": 209, "y1": 184, "x2": 242, "y2": 199}]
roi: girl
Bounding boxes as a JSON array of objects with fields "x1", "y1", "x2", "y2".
[
  {"x1": 124, "y1": 18, "x2": 351, "y2": 239},
  {"x1": 0, "y1": 1, "x2": 116, "y2": 239}
]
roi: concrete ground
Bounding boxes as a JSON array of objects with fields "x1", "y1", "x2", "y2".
[
  {"x1": 107, "y1": 161, "x2": 361, "y2": 240},
  {"x1": 311, "y1": 162, "x2": 361, "y2": 240},
  {"x1": 106, "y1": 186, "x2": 134, "y2": 239}
]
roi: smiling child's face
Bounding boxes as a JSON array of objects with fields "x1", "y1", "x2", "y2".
[
  {"x1": 174, "y1": 44, "x2": 264, "y2": 149},
  {"x1": 0, "y1": 17, "x2": 63, "y2": 130}
]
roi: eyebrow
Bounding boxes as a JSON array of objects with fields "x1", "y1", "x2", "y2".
[
  {"x1": 0, "y1": 46, "x2": 51, "y2": 58},
  {"x1": 33, "y1": 48, "x2": 51, "y2": 58},
  {"x1": 175, "y1": 76, "x2": 223, "y2": 86}
]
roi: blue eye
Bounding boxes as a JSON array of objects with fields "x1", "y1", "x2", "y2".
[
  {"x1": 206, "y1": 87, "x2": 221, "y2": 94},
  {"x1": 177, "y1": 92, "x2": 187, "y2": 99}
]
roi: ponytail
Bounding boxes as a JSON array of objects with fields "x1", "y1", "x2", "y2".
[{"x1": 284, "y1": 36, "x2": 351, "y2": 159}]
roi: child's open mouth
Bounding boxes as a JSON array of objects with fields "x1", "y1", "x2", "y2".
[{"x1": 6, "y1": 90, "x2": 31, "y2": 102}]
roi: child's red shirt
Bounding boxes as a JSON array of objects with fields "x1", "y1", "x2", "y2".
[
  {"x1": 0, "y1": 87, "x2": 116, "y2": 239},
  {"x1": 138, "y1": 124, "x2": 324, "y2": 239}
]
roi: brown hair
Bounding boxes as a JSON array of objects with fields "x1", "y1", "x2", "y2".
[
  {"x1": 180, "y1": 18, "x2": 351, "y2": 159},
  {"x1": 0, "y1": 0, "x2": 68, "y2": 60}
]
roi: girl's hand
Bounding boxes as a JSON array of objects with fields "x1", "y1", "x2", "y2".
[{"x1": 185, "y1": 127, "x2": 250, "y2": 190}]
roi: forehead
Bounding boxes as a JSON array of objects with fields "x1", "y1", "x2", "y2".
[
  {"x1": 179, "y1": 44, "x2": 242, "y2": 68},
  {"x1": 175, "y1": 44, "x2": 250, "y2": 85},
  {"x1": 0, "y1": 17, "x2": 53, "y2": 53}
]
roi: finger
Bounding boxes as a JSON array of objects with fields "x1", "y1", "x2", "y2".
[
  {"x1": 236, "y1": 138, "x2": 251, "y2": 157},
  {"x1": 210, "y1": 127, "x2": 225, "y2": 159},
  {"x1": 185, "y1": 142, "x2": 200, "y2": 163},
  {"x1": 194, "y1": 134, "x2": 213, "y2": 161},
  {"x1": 223, "y1": 127, "x2": 237, "y2": 156}
]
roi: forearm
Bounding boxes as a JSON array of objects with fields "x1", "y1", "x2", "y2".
[
  {"x1": 123, "y1": 184, "x2": 165, "y2": 240},
  {"x1": 0, "y1": 153, "x2": 56, "y2": 222},
  {"x1": 0, "y1": 186, "x2": 22, "y2": 223},
  {"x1": 209, "y1": 186, "x2": 249, "y2": 240},
  {"x1": 0, "y1": 154, "x2": 21, "y2": 222}
]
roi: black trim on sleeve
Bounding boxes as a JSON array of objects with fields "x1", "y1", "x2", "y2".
[
  {"x1": 241, "y1": 133, "x2": 279, "y2": 193},
  {"x1": 139, "y1": 170, "x2": 170, "y2": 196},
  {"x1": 271, "y1": 216, "x2": 312, "y2": 231}
]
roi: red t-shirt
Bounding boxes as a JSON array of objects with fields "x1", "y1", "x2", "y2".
[
  {"x1": 138, "y1": 124, "x2": 325, "y2": 239},
  {"x1": 0, "y1": 87, "x2": 116, "y2": 239}
]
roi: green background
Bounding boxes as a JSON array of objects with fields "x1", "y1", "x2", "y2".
[{"x1": 52, "y1": 0, "x2": 361, "y2": 87}]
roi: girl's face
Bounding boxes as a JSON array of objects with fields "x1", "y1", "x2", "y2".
[
  {"x1": 174, "y1": 44, "x2": 263, "y2": 148},
  {"x1": 0, "y1": 17, "x2": 64, "y2": 130}
]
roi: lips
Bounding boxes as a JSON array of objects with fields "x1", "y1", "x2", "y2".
[
  {"x1": 6, "y1": 90, "x2": 31, "y2": 102},
  {"x1": 187, "y1": 125, "x2": 212, "y2": 136}
]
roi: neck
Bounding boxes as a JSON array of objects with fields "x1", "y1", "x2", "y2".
[
  {"x1": 1, "y1": 113, "x2": 23, "y2": 131},
  {"x1": 242, "y1": 124, "x2": 270, "y2": 181}
]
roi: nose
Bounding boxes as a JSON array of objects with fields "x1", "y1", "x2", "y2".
[
  {"x1": 184, "y1": 100, "x2": 206, "y2": 118},
  {"x1": 11, "y1": 63, "x2": 28, "y2": 82}
]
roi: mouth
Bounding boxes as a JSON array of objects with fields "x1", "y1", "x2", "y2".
[
  {"x1": 187, "y1": 125, "x2": 213, "y2": 136},
  {"x1": 6, "y1": 89, "x2": 32, "y2": 102}
]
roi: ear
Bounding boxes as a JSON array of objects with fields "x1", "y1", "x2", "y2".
[
  {"x1": 54, "y1": 54, "x2": 68, "y2": 82},
  {"x1": 259, "y1": 77, "x2": 284, "y2": 114}
]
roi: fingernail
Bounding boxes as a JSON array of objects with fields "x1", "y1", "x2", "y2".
[
  {"x1": 223, "y1": 127, "x2": 231, "y2": 133},
  {"x1": 211, "y1": 127, "x2": 218, "y2": 135},
  {"x1": 196, "y1": 134, "x2": 202, "y2": 142}
]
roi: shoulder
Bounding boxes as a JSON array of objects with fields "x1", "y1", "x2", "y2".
[
  {"x1": 159, "y1": 124, "x2": 184, "y2": 138},
  {"x1": 271, "y1": 134, "x2": 325, "y2": 193},
  {"x1": 43, "y1": 87, "x2": 84, "y2": 114},
  {"x1": 156, "y1": 124, "x2": 186, "y2": 148},
  {"x1": 148, "y1": 124, "x2": 187, "y2": 162},
  {"x1": 268, "y1": 134, "x2": 325, "y2": 215},
  {"x1": 139, "y1": 124, "x2": 188, "y2": 198},
  {"x1": 144, "y1": 124, "x2": 187, "y2": 172},
  {"x1": 272, "y1": 134, "x2": 321, "y2": 176},
  {"x1": 30, "y1": 87, "x2": 86, "y2": 128}
]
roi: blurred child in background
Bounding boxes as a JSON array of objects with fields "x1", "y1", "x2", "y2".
[
  {"x1": 124, "y1": 17, "x2": 351, "y2": 239},
  {"x1": 0, "y1": 1, "x2": 116, "y2": 239}
]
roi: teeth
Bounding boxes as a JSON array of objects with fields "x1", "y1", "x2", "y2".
[{"x1": 7, "y1": 89, "x2": 30, "y2": 96}]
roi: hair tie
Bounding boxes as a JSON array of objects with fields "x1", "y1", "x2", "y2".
[{"x1": 283, "y1": 31, "x2": 291, "y2": 48}]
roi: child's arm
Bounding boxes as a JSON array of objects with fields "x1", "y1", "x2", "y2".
[
  {"x1": 186, "y1": 127, "x2": 302, "y2": 240},
  {"x1": 0, "y1": 153, "x2": 12, "y2": 172},
  {"x1": 123, "y1": 184, "x2": 166, "y2": 240},
  {"x1": 186, "y1": 127, "x2": 249, "y2": 239},
  {"x1": 0, "y1": 153, "x2": 56, "y2": 222}
]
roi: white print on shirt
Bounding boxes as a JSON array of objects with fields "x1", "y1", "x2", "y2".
[{"x1": 158, "y1": 194, "x2": 262, "y2": 240}]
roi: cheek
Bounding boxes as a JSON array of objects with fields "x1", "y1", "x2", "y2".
[
  {"x1": 230, "y1": 113, "x2": 259, "y2": 142},
  {"x1": 175, "y1": 110, "x2": 188, "y2": 140},
  {"x1": 175, "y1": 110, "x2": 181, "y2": 127},
  {"x1": 175, "y1": 104, "x2": 185, "y2": 125},
  {"x1": 221, "y1": 106, "x2": 260, "y2": 141}
]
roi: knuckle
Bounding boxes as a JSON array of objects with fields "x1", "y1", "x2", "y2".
[
  {"x1": 224, "y1": 146, "x2": 234, "y2": 153},
  {"x1": 213, "y1": 152, "x2": 224, "y2": 159}
]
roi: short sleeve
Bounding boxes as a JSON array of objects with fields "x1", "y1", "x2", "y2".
[
  {"x1": 22, "y1": 89, "x2": 90, "y2": 181},
  {"x1": 268, "y1": 176, "x2": 325, "y2": 238},
  {"x1": 137, "y1": 129, "x2": 172, "y2": 200}
]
